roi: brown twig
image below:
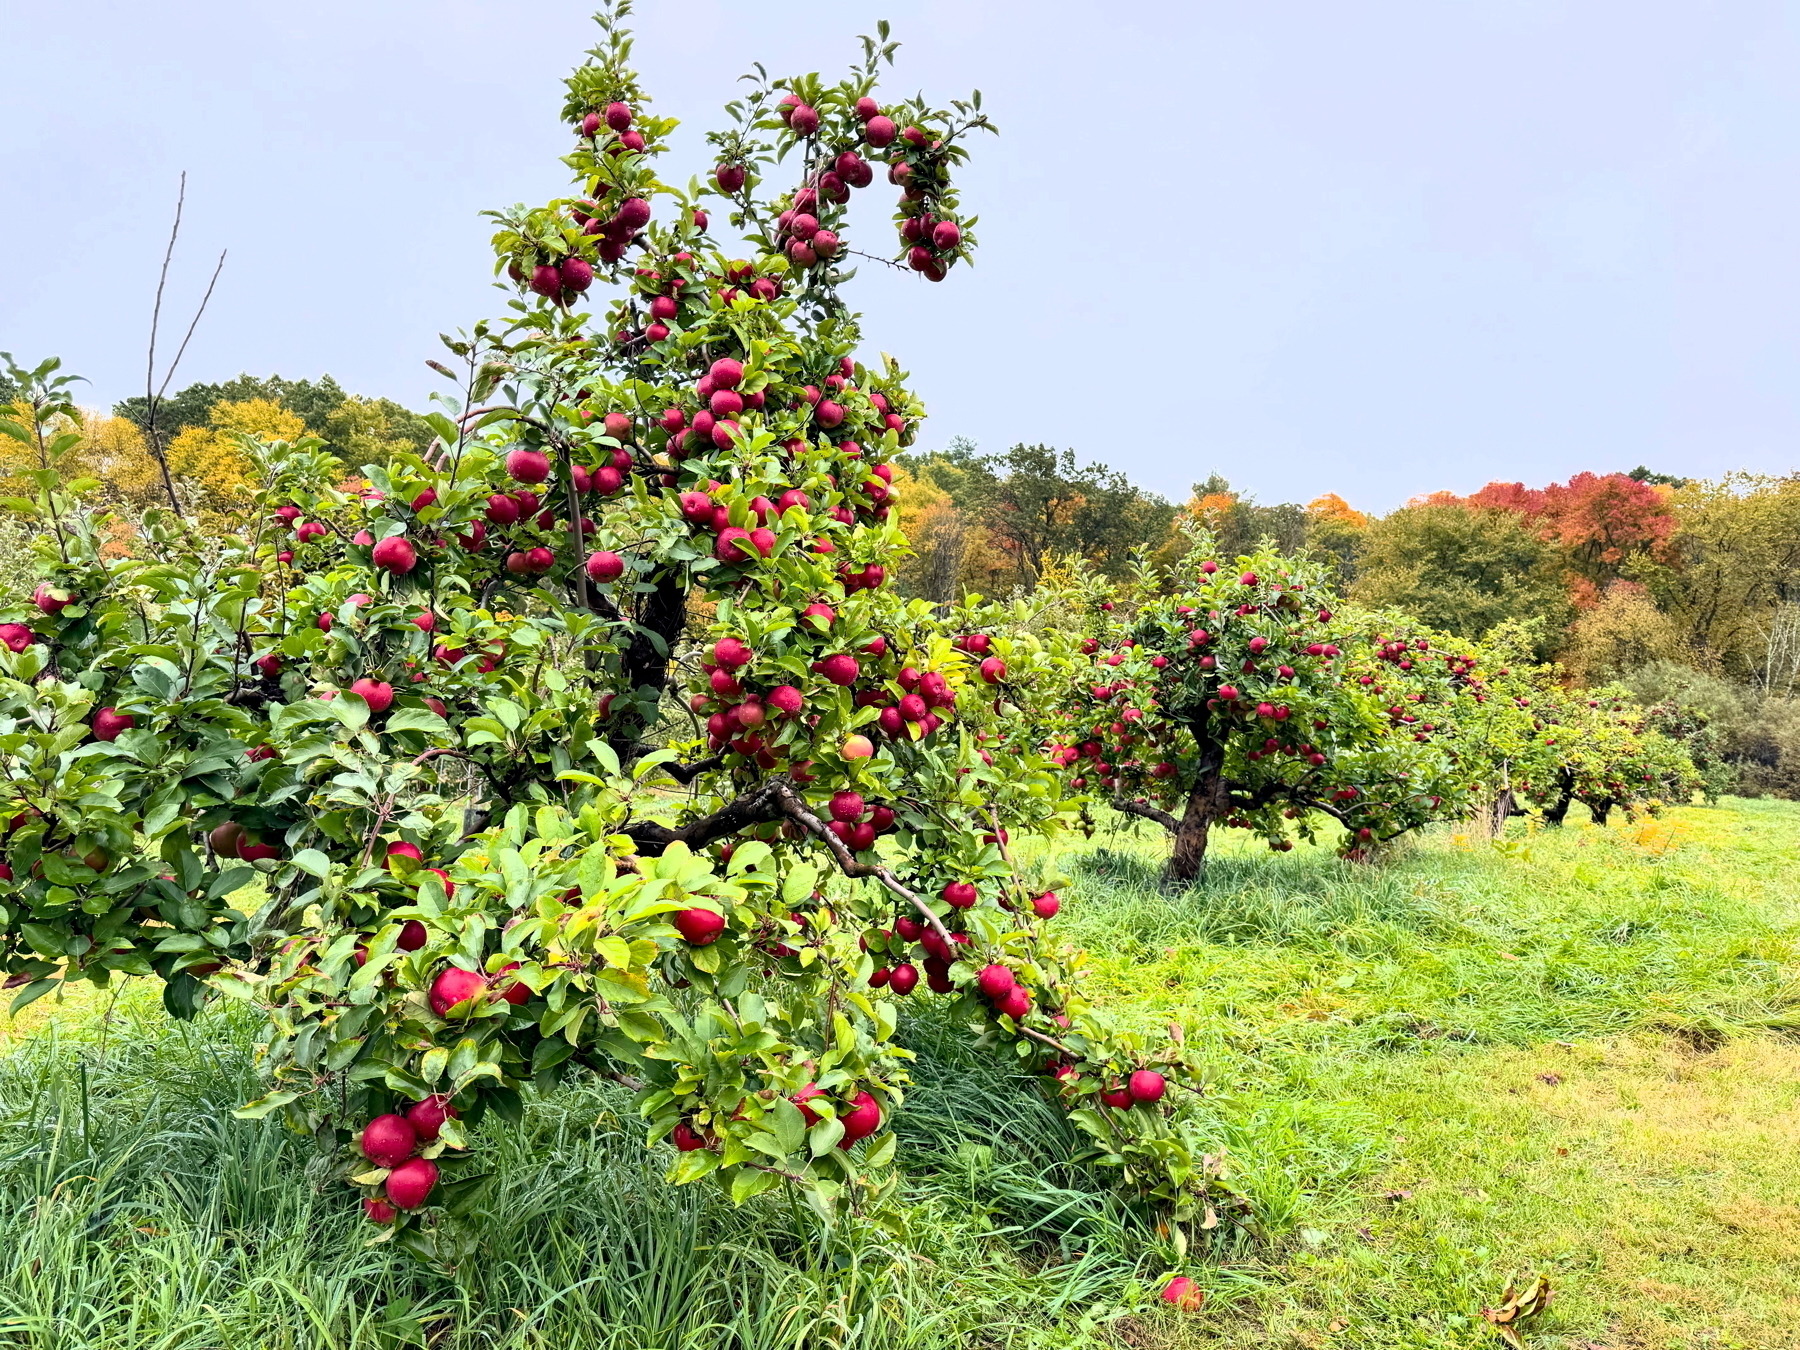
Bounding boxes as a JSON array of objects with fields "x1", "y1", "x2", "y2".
[
  {"x1": 767, "y1": 780, "x2": 955, "y2": 949},
  {"x1": 1016, "y1": 1024, "x2": 1076, "y2": 1057}
]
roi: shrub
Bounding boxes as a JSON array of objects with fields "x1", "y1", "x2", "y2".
[{"x1": 1618, "y1": 660, "x2": 1800, "y2": 799}]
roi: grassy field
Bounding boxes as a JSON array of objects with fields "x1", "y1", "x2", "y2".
[{"x1": 0, "y1": 799, "x2": 1794, "y2": 1349}]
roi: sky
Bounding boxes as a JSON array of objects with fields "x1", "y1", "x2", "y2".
[{"x1": 3, "y1": 1, "x2": 1797, "y2": 512}]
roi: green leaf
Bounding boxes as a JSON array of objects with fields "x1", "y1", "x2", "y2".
[
  {"x1": 729, "y1": 1166, "x2": 782, "y2": 1204},
  {"x1": 768, "y1": 1097, "x2": 807, "y2": 1154},
  {"x1": 420, "y1": 1046, "x2": 450, "y2": 1083},
  {"x1": 206, "y1": 866, "x2": 255, "y2": 900},
  {"x1": 232, "y1": 1089, "x2": 300, "y2": 1120},
  {"x1": 781, "y1": 864, "x2": 818, "y2": 906},
  {"x1": 386, "y1": 707, "x2": 449, "y2": 735},
  {"x1": 8, "y1": 979, "x2": 56, "y2": 1014},
  {"x1": 807, "y1": 1116, "x2": 845, "y2": 1157},
  {"x1": 863, "y1": 1131, "x2": 897, "y2": 1168},
  {"x1": 289, "y1": 848, "x2": 333, "y2": 880}
]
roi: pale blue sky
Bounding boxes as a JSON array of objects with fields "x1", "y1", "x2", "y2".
[{"x1": 4, "y1": 1, "x2": 1796, "y2": 510}]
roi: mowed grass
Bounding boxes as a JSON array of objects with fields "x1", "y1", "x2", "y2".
[
  {"x1": 1049, "y1": 799, "x2": 1800, "y2": 1348},
  {"x1": 0, "y1": 799, "x2": 1795, "y2": 1348}
]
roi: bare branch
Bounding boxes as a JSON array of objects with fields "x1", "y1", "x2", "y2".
[
  {"x1": 661, "y1": 754, "x2": 724, "y2": 786},
  {"x1": 156, "y1": 248, "x2": 227, "y2": 401},
  {"x1": 140, "y1": 173, "x2": 225, "y2": 518},
  {"x1": 620, "y1": 778, "x2": 789, "y2": 855}
]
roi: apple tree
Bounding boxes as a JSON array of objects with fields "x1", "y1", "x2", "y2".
[
  {"x1": 1052, "y1": 539, "x2": 1505, "y2": 878},
  {"x1": 0, "y1": 11, "x2": 1236, "y2": 1255},
  {"x1": 1514, "y1": 684, "x2": 1701, "y2": 826}
]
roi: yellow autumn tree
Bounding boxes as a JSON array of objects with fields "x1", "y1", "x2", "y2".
[
  {"x1": 0, "y1": 406, "x2": 143, "y2": 494},
  {"x1": 165, "y1": 397, "x2": 304, "y2": 511},
  {"x1": 890, "y1": 466, "x2": 1016, "y2": 603},
  {"x1": 1306, "y1": 492, "x2": 1369, "y2": 528},
  {"x1": 325, "y1": 395, "x2": 425, "y2": 465}
]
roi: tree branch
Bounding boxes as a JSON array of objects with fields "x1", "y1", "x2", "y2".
[
  {"x1": 766, "y1": 780, "x2": 956, "y2": 950},
  {"x1": 1112, "y1": 796, "x2": 1178, "y2": 832},
  {"x1": 620, "y1": 778, "x2": 789, "y2": 855},
  {"x1": 661, "y1": 753, "x2": 723, "y2": 786}
]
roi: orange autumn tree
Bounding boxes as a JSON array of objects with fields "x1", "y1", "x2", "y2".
[{"x1": 1429, "y1": 472, "x2": 1676, "y2": 600}]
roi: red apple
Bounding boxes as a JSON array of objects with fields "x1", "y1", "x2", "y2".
[
  {"x1": 404, "y1": 1094, "x2": 457, "y2": 1142},
  {"x1": 837, "y1": 1090, "x2": 881, "y2": 1144},
  {"x1": 1128, "y1": 1069, "x2": 1167, "y2": 1103},
  {"x1": 351, "y1": 679, "x2": 394, "y2": 713},
  {"x1": 1161, "y1": 1276, "x2": 1203, "y2": 1311},
  {"x1": 32, "y1": 584, "x2": 73, "y2": 615},
  {"x1": 712, "y1": 637, "x2": 753, "y2": 669},
  {"x1": 384, "y1": 1157, "x2": 438, "y2": 1210},
  {"x1": 371, "y1": 536, "x2": 416, "y2": 574},
  {"x1": 672, "y1": 908, "x2": 726, "y2": 945},
  {"x1": 506, "y1": 449, "x2": 551, "y2": 484},
  {"x1": 817, "y1": 653, "x2": 859, "y2": 686},
  {"x1": 585, "y1": 550, "x2": 625, "y2": 582},
  {"x1": 428, "y1": 966, "x2": 487, "y2": 1018},
  {"x1": 976, "y1": 964, "x2": 1016, "y2": 999},
  {"x1": 360, "y1": 1113, "x2": 418, "y2": 1168},
  {"x1": 92, "y1": 707, "x2": 135, "y2": 741}
]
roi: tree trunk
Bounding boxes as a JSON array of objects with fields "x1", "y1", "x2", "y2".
[
  {"x1": 1543, "y1": 770, "x2": 1575, "y2": 827},
  {"x1": 1478, "y1": 787, "x2": 1516, "y2": 838},
  {"x1": 608, "y1": 569, "x2": 689, "y2": 759},
  {"x1": 1169, "y1": 769, "x2": 1229, "y2": 882},
  {"x1": 1589, "y1": 798, "x2": 1614, "y2": 826}
]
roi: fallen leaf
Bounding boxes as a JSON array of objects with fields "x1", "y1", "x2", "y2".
[
  {"x1": 1556, "y1": 1147, "x2": 1569, "y2": 1157},
  {"x1": 1480, "y1": 1273, "x2": 1554, "y2": 1348},
  {"x1": 1381, "y1": 1188, "x2": 1413, "y2": 1203},
  {"x1": 1497, "y1": 951, "x2": 1520, "y2": 961},
  {"x1": 1328, "y1": 1318, "x2": 1349, "y2": 1333},
  {"x1": 1536, "y1": 1072, "x2": 1563, "y2": 1086}
]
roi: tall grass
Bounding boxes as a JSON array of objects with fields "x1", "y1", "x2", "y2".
[{"x1": 0, "y1": 992, "x2": 1176, "y2": 1350}]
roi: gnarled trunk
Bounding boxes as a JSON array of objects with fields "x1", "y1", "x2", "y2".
[{"x1": 1169, "y1": 768, "x2": 1230, "y2": 882}]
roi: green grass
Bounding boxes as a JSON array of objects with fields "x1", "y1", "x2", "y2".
[{"x1": 0, "y1": 799, "x2": 1796, "y2": 1348}]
